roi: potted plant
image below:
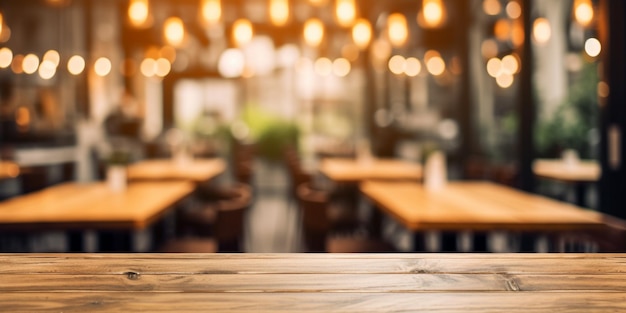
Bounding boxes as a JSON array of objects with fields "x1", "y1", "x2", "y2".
[{"x1": 106, "y1": 149, "x2": 130, "y2": 192}]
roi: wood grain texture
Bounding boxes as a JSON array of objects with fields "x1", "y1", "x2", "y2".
[
  {"x1": 0, "y1": 181, "x2": 194, "y2": 230},
  {"x1": 532, "y1": 159, "x2": 600, "y2": 183},
  {"x1": 1, "y1": 254, "x2": 626, "y2": 312},
  {"x1": 360, "y1": 180, "x2": 609, "y2": 231},
  {"x1": 319, "y1": 158, "x2": 422, "y2": 183},
  {"x1": 127, "y1": 158, "x2": 226, "y2": 183}
]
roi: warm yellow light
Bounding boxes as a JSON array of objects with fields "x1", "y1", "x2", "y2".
[
  {"x1": 494, "y1": 19, "x2": 511, "y2": 41},
  {"x1": 67, "y1": 55, "x2": 85, "y2": 75},
  {"x1": 404, "y1": 57, "x2": 422, "y2": 77},
  {"x1": 533, "y1": 18, "x2": 551, "y2": 44},
  {"x1": 0, "y1": 47, "x2": 12, "y2": 68},
  {"x1": 336, "y1": 0, "x2": 356, "y2": 27},
  {"x1": 501, "y1": 54, "x2": 519, "y2": 74},
  {"x1": 308, "y1": 0, "x2": 328, "y2": 6},
  {"x1": 314, "y1": 57, "x2": 332, "y2": 76},
  {"x1": 486, "y1": 57, "x2": 502, "y2": 77},
  {"x1": 0, "y1": 12, "x2": 4, "y2": 38},
  {"x1": 0, "y1": 24, "x2": 10, "y2": 43},
  {"x1": 332, "y1": 58, "x2": 351, "y2": 77},
  {"x1": 140, "y1": 58, "x2": 156, "y2": 77},
  {"x1": 218, "y1": 48, "x2": 245, "y2": 78},
  {"x1": 233, "y1": 19, "x2": 253, "y2": 47},
  {"x1": 419, "y1": 0, "x2": 446, "y2": 28},
  {"x1": 94, "y1": 57, "x2": 112, "y2": 77},
  {"x1": 22, "y1": 54, "x2": 39, "y2": 74},
  {"x1": 426, "y1": 55, "x2": 445, "y2": 76},
  {"x1": 128, "y1": 0, "x2": 149, "y2": 28},
  {"x1": 352, "y1": 19, "x2": 372, "y2": 49},
  {"x1": 496, "y1": 72, "x2": 514, "y2": 88},
  {"x1": 43, "y1": 50, "x2": 60, "y2": 67},
  {"x1": 11, "y1": 54, "x2": 24, "y2": 74},
  {"x1": 506, "y1": 1, "x2": 521, "y2": 19},
  {"x1": 387, "y1": 13, "x2": 408, "y2": 47},
  {"x1": 304, "y1": 18, "x2": 324, "y2": 47},
  {"x1": 511, "y1": 20, "x2": 524, "y2": 47},
  {"x1": 598, "y1": 81, "x2": 609, "y2": 98},
  {"x1": 164, "y1": 17, "x2": 185, "y2": 47},
  {"x1": 38, "y1": 60, "x2": 57, "y2": 80},
  {"x1": 155, "y1": 58, "x2": 171, "y2": 77},
  {"x1": 574, "y1": 0, "x2": 593, "y2": 27},
  {"x1": 388, "y1": 55, "x2": 406, "y2": 75},
  {"x1": 371, "y1": 39, "x2": 392, "y2": 64},
  {"x1": 483, "y1": 0, "x2": 501, "y2": 16},
  {"x1": 585, "y1": 38, "x2": 601, "y2": 57},
  {"x1": 270, "y1": 0, "x2": 289, "y2": 26},
  {"x1": 201, "y1": 0, "x2": 221, "y2": 25}
]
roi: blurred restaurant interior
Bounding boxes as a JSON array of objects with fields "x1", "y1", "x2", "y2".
[{"x1": 0, "y1": 0, "x2": 624, "y2": 254}]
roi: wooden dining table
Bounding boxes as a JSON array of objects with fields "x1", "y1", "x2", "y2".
[
  {"x1": 360, "y1": 180, "x2": 610, "y2": 251},
  {"x1": 0, "y1": 181, "x2": 195, "y2": 251},
  {"x1": 319, "y1": 157, "x2": 423, "y2": 183},
  {"x1": 532, "y1": 159, "x2": 600, "y2": 207},
  {"x1": 1, "y1": 253, "x2": 625, "y2": 312},
  {"x1": 127, "y1": 158, "x2": 227, "y2": 183}
]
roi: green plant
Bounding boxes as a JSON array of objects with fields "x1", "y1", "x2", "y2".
[
  {"x1": 535, "y1": 62, "x2": 599, "y2": 158},
  {"x1": 107, "y1": 149, "x2": 131, "y2": 166},
  {"x1": 240, "y1": 106, "x2": 300, "y2": 162}
]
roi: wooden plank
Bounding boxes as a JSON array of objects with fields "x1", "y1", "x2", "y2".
[
  {"x1": 0, "y1": 273, "x2": 516, "y2": 292},
  {"x1": 1, "y1": 292, "x2": 625, "y2": 312},
  {"x1": 4, "y1": 272, "x2": 626, "y2": 293},
  {"x1": 2, "y1": 255, "x2": 626, "y2": 275}
]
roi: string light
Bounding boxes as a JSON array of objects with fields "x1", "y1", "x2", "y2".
[
  {"x1": 164, "y1": 17, "x2": 185, "y2": 47},
  {"x1": 304, "y1": 18, "x2": 324, "y2": 47},
  {"x1": 352, "y1": 19, "x2": 372, "y2": 50},
  {"x1": 418, "y1": 0, "x2": 446, "y2": 28},
  {"x1": 387, "y1": 13, "x2": 408, "y2": 47},
  {"x1": 574, "y1": 0, "x2": 593, "y2": 27},
  {"x1": 233, "y1": 19, "x2": 253, "y2": 47},
  {"x1": 336, "y1": 0, "x2": 356, "y2": 27},
  {"x1": 270, "y1": 0, "x2": 289, "y2": 26},
  {"x1": 128, "y1": 0, "x2": 150, "y2": 28},
  {"x1": 201, "y1": 0, "x2": 221, "y2": 25}
]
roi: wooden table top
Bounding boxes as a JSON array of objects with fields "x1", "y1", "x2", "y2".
[
  {"x1": 1, "y1": 253, "x2": 625, "y2": 312},
  {"x1": 360, "y1": 180, "x2": 608, "y2": 231},
  {"x1": 532, "y1": 159, "x2": 600, "y2": 183},
  {"x1": 127, "y1": 158, "x2": 226, "y2": 183},
  {"x1": 0, "y1": 181, "x2": 195, "y2": 230},
  {"x1": 319, "y1": 158, "x2": 423, "y2": 183}
]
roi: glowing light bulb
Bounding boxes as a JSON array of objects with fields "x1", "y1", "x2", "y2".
[
  {"x1": 94, "y1": 57, "x2": 112, "y2": 77},
  {"x1": 352, "y1": 19, "x2": 372, "y2": 49},
  {"x1": 38, "y1": 60, "x2": 56, "y2": 80},
  {"x1": 270, "y1": 0, "x2": 289, "y2": 26},
  {"x1": 533, "y1": 17, "x2": 551, "y2": 44},
  {"x1": 164, "y1": 17, "x2": 185, "y2": 47},
  {"x1": 43, "y1": 50, "x2": 60, "y2": 67},
  {"x1": 336, "y1": 0, "x2": 356, "y2": 27},
  {"x1": 388, "y1": 55, "x2": 406, "y2": 75},
  {"x1": 67, "y1": 55, "x2": 85, "y2": 75},
  {"x1": 574, "y1": 0, "x2": 593, "y2": 27},
  {"x1": 387, "y1": 13, "x2": 408, "y2": 47},
  {"x1": 419, "y1": 0, "x2": 446, "y2": 28},
  {"x1": 22, "y1": 54, "x2": 39, "y2": 74},
  {"x1": 0, "y1": 47, "x2": 12, "y2": 68},
  {"x1": 201, "y1": 0, "x2": 221, "y2": 25},
  {"x1": 128, "y1": 0, "x2": 149, "y2": 28},
  {"x1": 332, "y1": 58, "x2": 351, "y2": 77},
  {"x1": 233, "y1": 19, "x2": 253, "y2": 47},
  {"x1": 585, "y1": 38, "x2": 601, "y2": 57},
  {"x1": 304, "y1": 18, "x2": 324, "y2": 47},
  {"x1": 483, "y1": 0, "x2": 501, "y2": 16},
  {"x1": 404, "y1": 57, "x2": 422, "y2": 77}
]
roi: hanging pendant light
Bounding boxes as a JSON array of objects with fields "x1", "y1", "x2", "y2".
[
  {"x1": 387, "y1": 13, "x2": 408, "y2": 47},
  {"x1": 573, "y1": 0, "x2": 594, "y2": 27},
  {"x1": 233, "y1": 19, "x2": 254, "y2": 47},
  {"x1": 352, "y1": 18, "x2": 372, "y2": 49},
  {"x1": 270, "y1": 0, "x2": 289, "y2": 26},
  {"x1": 418, "y1": 0, "x2": 446, "y2": 29},
  {"x1": 128, "y1": 0, "x2": 150, "y2": 28},
  {"x1": 201, "y1": 0, "x2": 221, "y2": 25},
  {"x1": 336, "y1": 0, "x2": 356, "y2": 27},
  {"x1": 164, "y1": 17, "x2": 185, "y2": 47},
  {"x1": 304, "y1": 18, "x2": 324, "y2": 47}
]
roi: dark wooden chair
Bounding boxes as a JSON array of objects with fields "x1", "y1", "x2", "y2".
[
  {"x1": 163, "y1": 183, "x2": 252, "y2": 253},
  {"x1": 297, "y1": 182, "x2": 395, "y2": 253}
]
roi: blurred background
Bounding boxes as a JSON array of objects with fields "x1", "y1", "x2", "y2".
[{"x1": 0, "y1": 0, "x2": 623, "y2": 253}]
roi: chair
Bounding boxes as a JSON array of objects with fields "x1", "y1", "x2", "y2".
[
  {"x1": 296, "y1": 182, "x2": 396, "y2": 253},
  {"x1": 163, "y1": 183, "x2": 252, "y2": 253}
]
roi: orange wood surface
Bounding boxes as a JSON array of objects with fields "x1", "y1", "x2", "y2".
[
  {"x1": 360, "y1": 180, "x2": 608, "y2": 231},
  {"x1": 319, "y1": 158, "x2": 422, "y2": 183},
  {"x1": 532, "y1": 159, "x2": 600, "y2": 183},
  {"x1": 0, "y1": 181, "x2": 195, "y2": 230},
  {"x1": 127, "y1": 158, "x2": 226, "y2": 182},
  {"x1": 1, "y1": 253, "x2": 626, "y2": 312}
]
